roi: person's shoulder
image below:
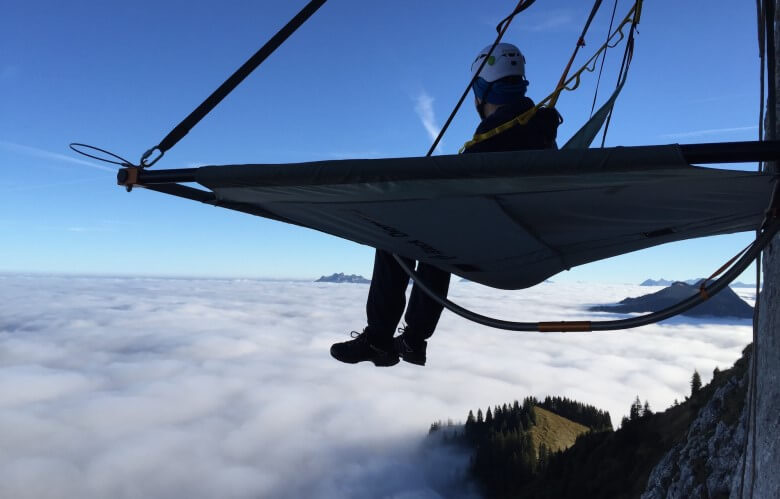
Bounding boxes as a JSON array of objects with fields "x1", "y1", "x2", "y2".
[
  {"x1": 474, "y1": 97, "x2": 535, "y2": 135},
  {"x1": 502, "y1": 97, "x2": 536, "y2": 121},
  {"x1": 465, "y1": 99, "x2": 562, "y2": 154},
  {"x1": 529, "y1": 106, "x2": 563, "y2": 135}
]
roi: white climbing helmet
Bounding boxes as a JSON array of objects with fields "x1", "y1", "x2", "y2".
[{"x1": 470, "y1": 43, "x2": 526, "y2": 82}]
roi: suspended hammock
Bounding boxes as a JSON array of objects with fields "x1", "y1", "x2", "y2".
[
  {"x1": 72, "y1": 0, "x2": 780, "y2": 330},
  {"x1": 117, "y1": 142, "x2": 776, "y2": 291}
]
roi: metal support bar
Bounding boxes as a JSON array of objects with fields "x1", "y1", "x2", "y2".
[
  {"x1": 679, "y1": 140, "x2": 780, "y2": 164},
  {"x1": 117, "y1": 167, "x2": 215, "y2": 203},
  {"x1": 117, "y1": 140, "x2": 780, "y2": 187},
  {"x1": 118, "y1": 167, "x2": 198, "y2": 185},
  {"x1": 143, "y1": 184, "x2": 216, "y2": 203}
]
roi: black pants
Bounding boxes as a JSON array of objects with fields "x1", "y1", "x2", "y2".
[{"x1": 365, "y1": 249, "x2": 451, "y2": 347}]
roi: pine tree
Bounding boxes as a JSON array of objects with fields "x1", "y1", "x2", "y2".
[
  {"x1": 466, "y1": 410, "x2": 476, "y2": 426},
  {"x1": 691, "y1": 370, "x2": 702, "y2": 395},
  {"x1": 537, "y1": 443, "x2": 548, "y2": 472},
  {"x1": 628, "y1": 396, "x2": 641, "y2": 420},
  {"x1": 643, "y1": 400, "x2": 653, "y2": 417},
  {"x1": 485, "y1": 407, "x2": 494, "y2": 424},
  {"x1": 477, "y1": 408, "x2": 484, "y2": 423}
]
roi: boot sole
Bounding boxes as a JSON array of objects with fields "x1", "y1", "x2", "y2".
[
  {"x1": 373, "y1": 356, "x2": 400, "y2": 367},
  {"x1": 330, "y1": 347, "x2": 399, "y2": 367},
  {"x1": 399, "y1": 355, "x2": 426, "y2": 366}
]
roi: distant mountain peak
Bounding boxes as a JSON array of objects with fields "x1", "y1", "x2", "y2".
[
  {"x1": 643, "y1": 278, "x2": 758, "y2": 289},
  {"x1": 316, "y1": 273, "x2": 370, "y2": 284},
  {"x1": 641, "y1": 278, "x2": 705, "y2": 286},
  {"x1": 593, "y1": 281, "x2": 753, "y2": 318}
]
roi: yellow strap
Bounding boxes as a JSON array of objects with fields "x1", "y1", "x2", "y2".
[
  {"x1": 459, "y1": 105, "x2": 542, "y2": 153},
  {"x1": 460, "y1": 1, "x2": 642, "y2": 153}
]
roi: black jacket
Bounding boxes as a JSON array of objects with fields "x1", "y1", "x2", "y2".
[{"x1": 463, "y1": 97, "x2": 561, "y2": 154}]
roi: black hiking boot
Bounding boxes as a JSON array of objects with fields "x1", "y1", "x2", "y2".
[
  {"x1": 393, "y1": 326, "x2": 427, "y2": 366},
  {"x1": 330, "y1": 329, "x2": 399, "y2": 367}
]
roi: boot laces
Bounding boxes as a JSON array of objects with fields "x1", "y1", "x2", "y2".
[
  {"x1": 396, "y1": 324, "x2": 423, "y2": 351},
  {"x1": 347, "y1": 329, "x2": 386, "y2": 353}
]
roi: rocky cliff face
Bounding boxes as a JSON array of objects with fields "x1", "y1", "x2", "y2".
[
  {"x1": 747, "y1": 4, "x2": 780, "y2": 496},
  {"x1": 642, "y1": 355, "x2": 749, "y2": 499}
]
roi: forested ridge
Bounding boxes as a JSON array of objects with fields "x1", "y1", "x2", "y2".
[
  {"x1": 429, "y1": 348, "x2": 749, "y2": 499},
  {"x1": 430, "y1": 396, "x2": 612, "y2": 498}
]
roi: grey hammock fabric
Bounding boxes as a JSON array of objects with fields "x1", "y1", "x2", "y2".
[
  {"x1": 195, "y1": 145, "x2": 774, "y2": 289},
  {"x1": 562, "y1": 76, "x2": 625, "y2": 150}
]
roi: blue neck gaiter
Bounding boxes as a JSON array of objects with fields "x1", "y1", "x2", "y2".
[{"x1": 472, "y1": 77, "x2": 529, "y2": 105}]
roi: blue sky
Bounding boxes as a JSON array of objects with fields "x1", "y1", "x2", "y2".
[{"x1": 0, "y1": 0, "x2": 765, "y2": 283}]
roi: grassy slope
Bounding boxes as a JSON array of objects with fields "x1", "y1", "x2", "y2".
[{"x1": 530, "y1": 407, "x2": 590, "y2": 454}]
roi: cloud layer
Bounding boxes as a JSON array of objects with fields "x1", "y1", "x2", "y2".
[{"x1": 0, "y1": 275, "x2": 753, "y2": 498}]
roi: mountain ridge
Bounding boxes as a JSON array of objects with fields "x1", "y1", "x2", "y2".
[
  {"x1": 315, "y1": 272, "x2": 370, "y2": 283},
  {"x1": 592, "y1": 281, "x2": 753, "y2": 318}
]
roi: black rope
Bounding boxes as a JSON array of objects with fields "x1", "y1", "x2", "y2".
[
  {"x1": 748, "y1": 277, "x2": 759, "y2": 499},
  {"x1": 767, "y1": 0, "x2": 777, "y2": 143},
  {"x1": 590, "y1": 0, "x2": 619, "y2": 117},
  {"x1": 425, "y1": 0, "x2": 537, "y2": 157},
  {"x1": 599, "y1": 7, "x2": 636, "y2": 147},
  {"x1": 140, "y1": 0, "x2": 328, "y2": 167},
  {"x1": 496, "y1": 0, "x2": 537, "y2": 33},
  {"x1": 764, "y1": 1, "x2": 780, "y2": 220},
  {"x1": 758, "y1": 0, "x2": 766, "y2": 58},
  {"x1": 393, "y1": 218, "x2": 780, "y2": 332},
  {"x1": 760, "y1": 6, "x2": 767, "y2": 151},
  {"x1": 69, "y1": 143, "x2": 135, "y2": 166}
]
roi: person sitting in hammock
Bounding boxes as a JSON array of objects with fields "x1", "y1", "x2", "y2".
[{"x1": 331, "y1": 43, "x2": 561, "y2": 367}]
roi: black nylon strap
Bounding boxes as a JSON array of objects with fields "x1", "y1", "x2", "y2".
[
  {"x1": 579, "y1": 0, "x2": 603, "y2": 44},
  {"x1": 144, "y1": 0, "x2": 327, "y2": 166},
  {"x1": 496, "y1": 0, "x2": 536, "y2": 33}
]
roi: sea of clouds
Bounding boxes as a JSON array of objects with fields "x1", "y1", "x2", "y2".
[{"x1": 0, "y1": 275, "x2": 755, "y2": 499}]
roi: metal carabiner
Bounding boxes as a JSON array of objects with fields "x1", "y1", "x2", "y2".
[{"x1": 140, "y1": 147, "x2": 164, "y2": 168}]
